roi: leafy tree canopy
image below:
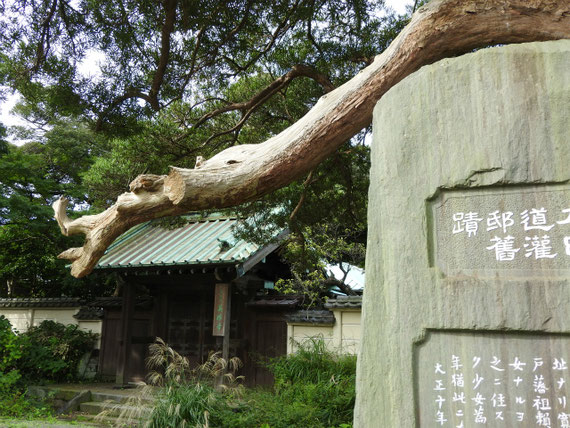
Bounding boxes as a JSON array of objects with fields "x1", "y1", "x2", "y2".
[
  {"x1": 1, "y1": 0, "x2": 406, "y2": 135},
  {"x1": 0, "y1": 121, "x2": 114, "y2": 297},
  {"x1": 0, "y1": 0, "x2": 411, "y2": 297}
]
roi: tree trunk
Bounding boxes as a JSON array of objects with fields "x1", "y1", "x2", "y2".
[{"x1": 54, "y1": 0, "x2": 570, "y2": 278}]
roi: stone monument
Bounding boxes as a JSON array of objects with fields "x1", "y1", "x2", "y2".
[{"x1": 355, "y1": 40, "x2": 570, "y2": 427}]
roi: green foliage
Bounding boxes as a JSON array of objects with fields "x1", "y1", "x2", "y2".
[
  {"x1": 0, "y1": 122, "x2": 113, "y2": 297},
  {"x1": 144, "y1": 343, "x2": 243, "y2": 427},
  {"x1": 110, "y1": 337, "x2": 355, "y2": 427},
  {"x1": 276, "y1": 271, "x2": 329, "y2": 308},
  {"x1": 214, "y1": 337, "x2": 356, "y2": 428},
  {"x1": 267, "y1": 337, "x2": 356, "y2": 426},
  {"x1": 1, "y1": 1, "x2": 410, "y2": 301},
  {"x1": 17, "y1": 321, "x2": 98, "y2": 383},
  {"x1": 236, "y1": 142, "x2": 369, "y2": 257},
  {"x1": 0, "y1": 317, "x2": 54, "y2": 419},
  {"x1": 236, "y1": 141, "x2": 369, "y2": 300},
  {"x1": 0, "y1": 316, "x2": 22, "y2": 394},
  {"x1": 0, "y1": 391, "x2": 54, "y2": 419},
  {"x1": 147, "y1": 383, "x2": 220, "y2": 428},
  {"x1": 0, "y1": 125, "x2": 9, "y2": 155},
  {"x1": 2, "y1": 0, "x2": 408, "y2": 138},
  {"x1": 1, "y1": 0, "x2": 407, "y2": 216},
  {"x1": 269, "y1": 337, "x2": 356, "y2": 386},
  {"x1": 108, "y1": 338, "x2": 243, "y2": 427}
]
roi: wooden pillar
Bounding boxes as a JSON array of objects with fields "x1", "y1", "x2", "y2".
[
  {"x1": 153, "y1": 289, "x2": 168, "y2": 342},
  {"x1": 116, "y1": 280, "x2": 135, "y2": 386}
]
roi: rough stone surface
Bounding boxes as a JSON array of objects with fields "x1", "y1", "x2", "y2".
[{"x1": 355, "y1": 40, "x2": 570, "y2": 426}]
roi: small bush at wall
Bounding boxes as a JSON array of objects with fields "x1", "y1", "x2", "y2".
[
  {"x1": 270, "y1": 336, "x2": 357, "y2": 386},
  {"x1": 213, "y1": 337, "x2": 356, "y2": 428},
  {"x1": 18, "y1": 320, "x2": 98, "y2": 383},
  {"x1": 0, "y1": 316, "x2": 22, "y2": 394},
  {"x1": 0, "y1": 317, "x2": 54, "y2": 418}
]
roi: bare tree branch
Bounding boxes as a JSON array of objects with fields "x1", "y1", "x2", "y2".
[
  {"x1": 323, "y1": 277, "x2": 357, "y2": 296},
  {"x1": 223, "y1": 0, "x2": 303, "y2": 74},
  {"x1": 180, "y1": 64, "x2": 333, "y2": 145},
  {"x1": 94, "y1": 0, "x2": 177, "y2": 128},
  {"x1": 148, "y1": 0, "x2": 178, "y2": 105},
  {"x1": 94, "y1": 89, "x2": 155, "y2": 131},
  {"x1": 54, "y1": 0, "x2": 570, "y2": 277},
  {"x1": 289, "y1": 170, "x2": 317, "y2": 223},
  {"x1": 31, "y1": 0, "x2": 59, "y2": 73}
]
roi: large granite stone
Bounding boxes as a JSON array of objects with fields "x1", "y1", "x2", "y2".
[{"x1": 355, "y1": 40, "x2": 570, "y2": 427}]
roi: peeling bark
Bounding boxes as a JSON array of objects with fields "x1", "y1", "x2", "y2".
[{"x1": 55, "y1": 0, "x2": 570, "y2": 277}]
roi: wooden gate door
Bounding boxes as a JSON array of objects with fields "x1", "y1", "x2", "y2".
[
  {"x1": 167, "y1": 292, "x2": 216, "y2": 367},
  {"x1": 244, "y1": 310, "x2": 287, "y2": 387}
]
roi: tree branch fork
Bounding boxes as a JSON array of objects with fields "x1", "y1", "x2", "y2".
[{"x1": 54, "y1": 0, "x2": 570, "y2": 278}]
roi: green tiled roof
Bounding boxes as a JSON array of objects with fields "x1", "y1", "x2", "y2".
[{"x1": 96, "y1": 216, "x2": 261, "y2": 270}]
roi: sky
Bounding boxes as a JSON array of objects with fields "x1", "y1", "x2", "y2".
[
  {"x1": 386, "y1": 0, "x2": 413, "y2": 15},
  {"x1": 0, "y1": 0, "x2": 414, "y2": 135}
]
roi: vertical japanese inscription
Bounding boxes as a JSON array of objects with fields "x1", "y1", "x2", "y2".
[
  {"x1": 430, "y1": 186, "x2": 570, "y2": 277},
  {"x1": 212, "y1": 283, "x2": 229, "y2": 337},
  {"x1": 416, "y1": 331, "x2": 570, "y2": 427}
]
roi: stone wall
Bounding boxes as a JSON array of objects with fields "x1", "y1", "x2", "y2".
[{"x1": 355, "y1": 40, "x2": 570, "y2": 426}]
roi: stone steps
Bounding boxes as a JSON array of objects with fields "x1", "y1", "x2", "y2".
[
  {"x1": 78, "y1": 390, "x2": 154, "y2": 426},
  {"x1": 29, "y1": 384, "x2": 155, "y2": 427},
  {"x1": 79, "y1": 400, "x2": 153, "y2": 418},
  {"x1": 91, "y1": 391, "x2": 155, "y2": 405},
  {"x1": 75, "y1": 413, "x2": 138, "y2": 427}
]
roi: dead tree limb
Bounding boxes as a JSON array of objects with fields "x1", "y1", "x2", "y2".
[{"x1": 54, "y1": 0, "x2": 570, "y2": 277}]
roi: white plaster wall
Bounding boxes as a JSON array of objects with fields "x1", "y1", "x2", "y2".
[
  {"x1": 337, "y1": 309, "x2": 361, "y2": 354},
  {"x1": 1, "y1": 309, "x2": 33, "y2": 333},
  {"x1": 0, "y1": 307, "x2": 102, "y2": 348},
  {"x1": 78, "y1": 320, "x2": 103, "y2": 348},
  {"x1": 32, "y1": 309, "x2": 77, "y2": 327},
  {"x1": 286, "y1": 308, "x2": 362, "y2": 354},
  {"x1": 287, "y1": 324, "x2": 334, "y2": 353}
]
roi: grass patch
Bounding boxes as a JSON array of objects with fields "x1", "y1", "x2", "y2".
[
  {"x1": 112, "y1": 336, "x2": 355, "y2": 427},
  {"x1": 214, "y1": 337, "x2": 356, "y2": 428}
]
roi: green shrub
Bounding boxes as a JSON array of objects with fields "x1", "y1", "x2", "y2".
[
  {"x1": 0, "y1": 317, "x2": 54, "y2": 419},
  {"x1": 17, "y1": 320, "x2": 97, "y2": 382},
  {"x1": 0, "y1": 316, "x2": 23, "y2": 394},
  {"x1": 213, "y1": 337, "x2": 357, "y2": 428},
  {"x1": 0, "y1": 391, "x2": 54, "y2": 419},
  {"x1": 113, "y1": 337, "x2": 355, "y2": 428},
  {"x1": 269, "y1": 336, "x2": 357, "y2": 387},
  {"x1": 269, "y1": 337, "x2": 356, "y2": 426}
]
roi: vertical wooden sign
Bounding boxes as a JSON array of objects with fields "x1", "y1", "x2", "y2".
[{"x1": 212, "y1": 283, "x2": 229, "y2": 336}]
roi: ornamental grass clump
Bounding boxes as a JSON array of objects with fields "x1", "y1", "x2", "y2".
[
  {"x1": 103, "y1": 337, "x2": 243, "y2": 428},
  {"x1": 103, "y1": 337, "x2": 355, "y2": 427}
]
